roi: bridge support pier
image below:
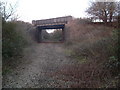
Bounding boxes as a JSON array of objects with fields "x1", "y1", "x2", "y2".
[
  {"x1": 39, "y1": 29, "x2": 42, "y2": 43},
  {"x1": 36, "y1": 28, "x2": 42, "y2": 43},
  {"x1": 62, "y1": 28, "x2": 65, "y2": 41}
]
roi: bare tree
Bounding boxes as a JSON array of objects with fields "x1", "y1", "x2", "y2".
[
  {"x1": 86, "y1": 1, "x2": 117, "y2": 23},
  {"x1": 117, "y1": 1, "x2": 120, "y2": 27},
  {"x1": 0, "y1": 1, "x2": 18, "y2": 21}
]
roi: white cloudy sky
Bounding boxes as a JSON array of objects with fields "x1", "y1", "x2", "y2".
[
  {"x1": 3, "y1": 0, "x2": 119, "y2": 23},
  {"x1": 3, "y1": 0, "x2": 91, "y2": 23}
]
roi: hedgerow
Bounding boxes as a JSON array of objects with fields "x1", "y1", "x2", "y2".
[{"x1": 2, "y1": 20, "x2": 27, "y2": 62}]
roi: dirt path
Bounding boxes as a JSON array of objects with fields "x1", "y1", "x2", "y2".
[{"x1": 3, "y1": 43, "x2": 76, "y2": 88}]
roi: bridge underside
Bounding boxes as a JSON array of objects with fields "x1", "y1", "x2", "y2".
[
  {"x1": 37, "y1": 24, "x2": 65, "y2": 30},
  {"x1": 36, "y1": 24, "x2": 65, "y2": 43}
]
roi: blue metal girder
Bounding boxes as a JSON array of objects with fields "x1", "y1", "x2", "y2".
[{"x1": 37, "y1": 24, "x2": 65, "y2": 30}]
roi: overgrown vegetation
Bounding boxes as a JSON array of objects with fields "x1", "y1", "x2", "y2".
[
  {"x1": 2, "y1": 21, "x2": 26, "y2": 75},
  {"x1": 64, "y1": 18, "x2": 119, "y2": 88},
  {"x1": 40, "y1": 29, "x2": 63, "y2": 42},
  {"x1": 1, "y1": 1, "x2": 35, "y2": 74},
  {"x1": 1, "y1": 0, "x2": 119, "y2": 88},
  {"x1": 2, "y1": 21, "x2": 26, "y2": 60}
]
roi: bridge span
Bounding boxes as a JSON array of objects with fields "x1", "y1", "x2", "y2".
[
  {"x1": 32, "y1": 16, "x2": 72, "y2": 26},
  {"x1": 32, "y1": 16, "x2": 72, "y2": 43}
]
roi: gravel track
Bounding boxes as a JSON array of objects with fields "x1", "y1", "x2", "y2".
[{"x1": 3, "y1": 43, "x2": 76, "y2": 88}]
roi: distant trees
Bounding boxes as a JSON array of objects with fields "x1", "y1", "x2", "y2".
[
  {"x1": 41, "y1": 30, "x2": 63, "y2": 42},
  {"x1": 51, "y1": 30, "x2": 63, "y2": 41},
  {"x1": 86, "y1": 1, "x2": 120, "y2": 23},
  {"x1": 42, "y1": 30, "x2": 50, "y2": 40}
]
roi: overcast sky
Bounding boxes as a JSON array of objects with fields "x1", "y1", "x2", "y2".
[
  {"x1": 3, "y1": 0, "x2": 119, "y2": 23},
  {"x1": 3, "y1": 0, "x2": 91, "y2": 23}
]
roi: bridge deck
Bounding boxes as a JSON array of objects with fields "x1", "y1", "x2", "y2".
[
  {"x1": 37, "y1": 24, "x2": 65, "y2": 30},
  {"x1": 32, "y1": 16, "x2": 72, "y2": 26}
]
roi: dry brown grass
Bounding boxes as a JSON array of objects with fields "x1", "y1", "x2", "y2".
[
  {"x1": 65, "y1": 19, "x2": 113, "y2": 43},
  {"x1": 62, "y1": 19, "x2": 118, "y2": 88}
]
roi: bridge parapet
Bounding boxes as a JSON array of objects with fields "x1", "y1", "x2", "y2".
[{"x1": 32, "y1": 16, "x2": 72, "y2": 26}]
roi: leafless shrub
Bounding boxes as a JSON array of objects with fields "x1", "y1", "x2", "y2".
[
  {"x1": 62, "y1": 19, "x2": 118, "y2": 88},
  {"x1": 65, "y1": 19, "x2": 113, "y2": 43},
  {"x1": 13, "y1": 21, "x2": 37, "y2": 44}
]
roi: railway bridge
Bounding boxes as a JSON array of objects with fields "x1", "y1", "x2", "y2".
[{"x1": 32, "y1": 16, "x2": 72, "y2": 43}]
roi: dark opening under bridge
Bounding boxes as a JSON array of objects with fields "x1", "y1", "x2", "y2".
[{"x1": 32, "y1": 16, "x2": 72, "y2": 43}]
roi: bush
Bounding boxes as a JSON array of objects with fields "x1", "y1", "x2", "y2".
[
  {"x1": 2, "y1": 21, "x2": 27, "y2": 62},
  {"x1": 70, "y1": 37, "x2": 113, "y2": 61},
  {"x1": 104, "y1": 29, "x2": 120, "y2": 76},
  {"x1": 14, "y1": 21, "x2": 36, "y2": 43}
]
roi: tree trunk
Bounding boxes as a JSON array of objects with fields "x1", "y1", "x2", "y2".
[
  {"x1": 109, "y1": 12, "x2": 113, "y2": 23},
  {"x1": 103, "y1": 9, "x2": 107, "y2": 24}
]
